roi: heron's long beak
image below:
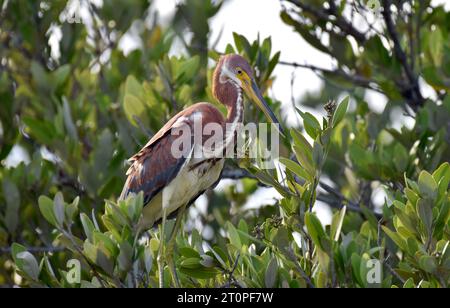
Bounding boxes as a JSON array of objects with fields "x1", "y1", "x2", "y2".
[{"x1": 243, "y1": 79, "x2": 285, "y2": 136}]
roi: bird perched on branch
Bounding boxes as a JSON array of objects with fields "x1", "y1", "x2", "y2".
[{"x1": 120, "y1": 54, "x2": 282, "y2": 287}]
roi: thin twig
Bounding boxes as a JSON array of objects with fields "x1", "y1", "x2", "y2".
[
  {"x1": 285, "y1": 248, "x2": 315, "y2": 288},
  {"x1": 226, "y1": 252, "x2": 240, "y2": 287},
  {"x1": 278, "y1": 60, "x2": 383, "y2": 93},
  {"x1": 0, "y1": 246, "x2": 64, "y2": 254},
  {"x1": 377, "y1": 219, "x2": 406, "y2": 284}
]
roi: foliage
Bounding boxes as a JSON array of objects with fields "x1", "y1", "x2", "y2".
[{"x1": 0, "y1": 0, "x2": 449, "y2": 288}]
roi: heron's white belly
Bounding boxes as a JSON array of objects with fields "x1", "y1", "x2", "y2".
[{"x1": 141, "y1": 157, "x2": 224, "y2": 228}]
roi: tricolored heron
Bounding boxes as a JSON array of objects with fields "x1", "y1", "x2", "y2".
[{"x1": 120, "y1": 54, "x2": 282, "y2": 287}]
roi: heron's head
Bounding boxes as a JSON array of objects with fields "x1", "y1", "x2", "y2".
[{"x1": 213, "y1": 54, "x2": 283, "y2": 134}]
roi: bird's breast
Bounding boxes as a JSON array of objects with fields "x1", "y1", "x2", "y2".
[{"x1": 166, "y1": 157, "x2": 224, "y2": 204}]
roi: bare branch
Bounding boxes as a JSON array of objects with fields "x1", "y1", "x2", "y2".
[
  {"x1": 318, "y1": 182, "x2": 383, "y2": 219},
  {"x1": 286, "y1": 0, "x2": 367, "y2": 43},
  {"x1": 278, "y1": 60, "x2": 383, "y2": 93},
  {"x1": 381, "y1": 0, "x2": 424, "y2": 110},
  {"x1": 0, "y1": 246, "x2": 64, "y2": 255},
  {"x1": 219, "y1": 166, "x2": 383, "y2": 219}
]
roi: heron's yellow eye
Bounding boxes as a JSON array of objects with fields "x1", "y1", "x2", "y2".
[{"x1": 236, "y1": 68, "x2": 243, "y2": 75}]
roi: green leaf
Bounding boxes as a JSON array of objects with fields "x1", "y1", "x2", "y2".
[
  {"x1": 93, "y1": 232, "x2": 118, "y2": 257},
  {"x1": 177, "y1": 56, "x2": 200, "y2": 82},
  {"x1": 393, "y1": 143, "x2": 408, "y2": 172},
  {"x1": 232, "y1": 32, "x2": 252, "y2": 55},
  {"x1": 297, "y1": 110, "x2": 321, "y2": 139},
  {"x1": 226, "y1": 222, "x2": 242, "y2": 248},
  {"x1": 312, "y1": 141, "x2": 324, "y2": 169},
  {"x1": 118, "y1": 241, "x2": 133, "y2": 272},
  {"x1": 404, "y1": 188, "x2": 419, "y2": 206},
  {"x1": 382, "y1": 226, "x2": 407, "y2": 251},
  {"x1": 38, "y1": 196, "x2": 57, "y2": 227},
  {"x1": 66, "y1": 197, "x2": 80, "y2": 222},
  {"x1": 12, "y1": 244, "x2": 39, "y2": 281},
  {"x1": 433, "y1": 162, "x2": 450, "y2": 197},
  {"x1": 305, "y1": 212, "x2": 327, "y2": 251},
  {"x1": 265, "y1": 258, "x2": 278, "y2": 288},
  {"x1": 432, "y1": 162, "x2": 449, "y2": 183},
  {"x1": 418, "y1": 171, "x2": 438, "y2": 200},
  {"x1": 267, "y1": 51, "x2": 280, "y2": 77},
  {"x1": 52, "y1": 64, "x2": 71, "y2": 87},
  {"x1": 209, "y1": 245, "x2": 228, "y2": 268},
  {"x1": 53, "y1": 192, "x2": 65, "y2": 226},
  {"x1": 290, "y1": 128, "x2": 313, "y2": 160},
  {"x1": 179, "y1": 247, "x2": 200, "y2": 259},
  {"x1": 332, "y1": 96, "x2": 349, "y2": 127},
  {"x1": 123, "y1": 94, "x2": 147, "y2": 127},
  {"x1": 80, "y1": 213, "x2": 96, "y2": 243},
  {"x1": 22, "y1": 117, "x2": 55, "y2": 144},
  {"x1": 429, "y1": 28, "x2": 443, "y2": 66},
  {"x1": 416, "y1": 198, "x2": 433, "y2": 237},
  {"x1": 403, "y1": 278, "x2": 415, "y2": 288},
  {"x1": 62, "y1": 97, "x2": 78, "y2": 140},
  {"x1": 11, "y1": 243, "x2": 26, "y2": 264},
  {"x1": 331, "y1": 206, "x2": 347, "y2": 241},
  {"x1": 272, "y1": 226, "x2": 290, "y2": 252},
  {"x1": 125, "y1": 75, "x2": 145, "y2": 102},
  {"x1": 419, "y1": 255, "x2": 437, "y2": 273},
  {"x1": 180, "y1": 257, "x2": 202, "y2": 269},
  {"x1": 16, "y1": 251, "x2": 40, "y2": 281},
  {"x1": 279, "y1": 157, "x2": 312, "y2": 182},
  {"x1": 238, "y1": 219, "x2": 249, "y2": 246},
  {"x1": 292, "y1": 145, "x2": 315, "y2": 177},
  {"x1": 350, "y1": 253, "x2": 364, "y2": 287}
]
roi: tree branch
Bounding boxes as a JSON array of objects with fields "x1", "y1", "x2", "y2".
[
  {"x1": 0, "y1": 246, "x2": 64, "y2": 255},
  {"x1": 219, "y1": 166, "x2": 383, "y2": 219},
  {"x1": 221, "y1": 167, "x2": 256, "y2": 180},
  {"x1": 317, "y1": 182, "x2": 382, "y2": 219},
  {"x1": 278, "y1": 60, "x2": 383, "y2": 93},
  {"x1": 286, "y1": 0, "x2": 367, "y2": 43},
  {"x1": 381, "y1": 0, "x2": 424, "y2": 110}
]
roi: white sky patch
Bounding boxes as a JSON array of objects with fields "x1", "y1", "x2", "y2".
[
  {"x1": 47, "y1": 24, "x2": 62, "y2": 60},
  {"x1": 242, "y1": 186, "x2": 281, "y2": 210},
  {"x1": 371, "y1": 184, "x2": 388, "y2": 212},
  {"x1": 419, "y1": 77, "x2": 438, "y2": 102},
  {"x1": 152, "y1": 0, "x2": 178, "y2": 21},
  {"x1": 313, "y1": 201, "x2": 333, "y2": 226},
  {"x1": 365, "y1": 90, "x2": 388, "y2": 114},
  {"x1": 432, "y1": 0, "x2": 450, "y2": 10},
  {"x1": 3, "y1": 145, "x2": 30, "y2": 168},
  {"x1": 390, "y1": 106, "x2": 415, "y2": 130},
  {"x1": 119, "y1": 20, "x2": 144, "y2": 56}
]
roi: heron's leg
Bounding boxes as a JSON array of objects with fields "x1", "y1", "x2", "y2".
[
  {"x1": 166, "y1": 204, "x2": 187, "y2": 288},
  {"x1": 158, "y1": 208, "x2": 167, "y2": 288}
]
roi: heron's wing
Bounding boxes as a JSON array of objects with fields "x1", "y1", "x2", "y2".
[
  {"x1": 120, "y1": 119, "x2": 190, "y2": 205},
  {"x1": 120, "y1": 103, "x2": 225, "y2": 205}
]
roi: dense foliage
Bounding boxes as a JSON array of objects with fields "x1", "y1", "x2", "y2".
[{"x1": 0, "y1": 0, "x2": 449, "y2": 288}]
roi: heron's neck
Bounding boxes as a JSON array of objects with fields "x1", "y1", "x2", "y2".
[
  {"x1": 223, "y1": 84, "x2": 243, "y2": 145},
  {"x1": 225, "y1": 84, "x2": 244, "y2": 125}
]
